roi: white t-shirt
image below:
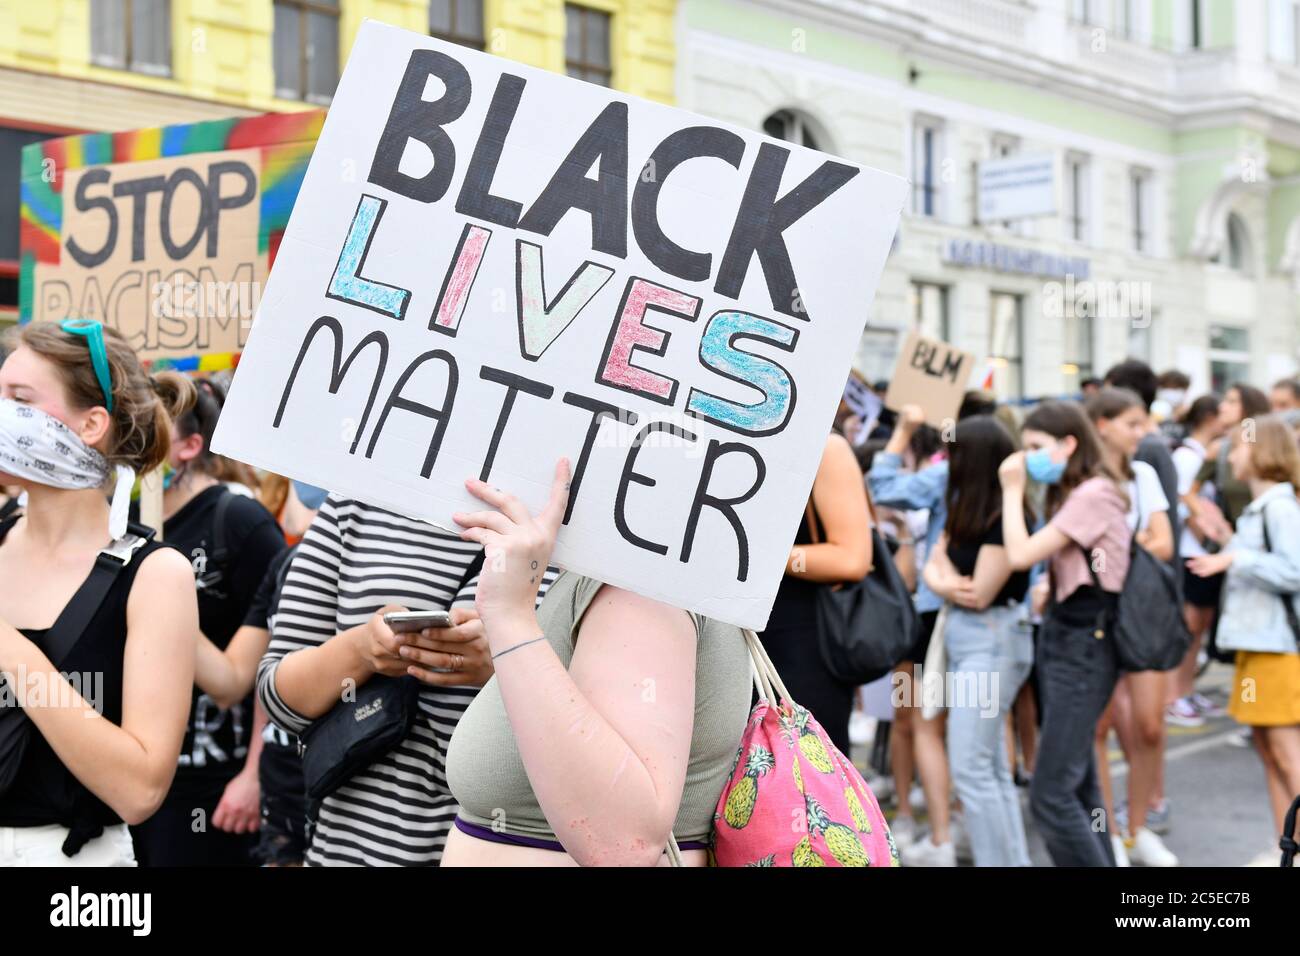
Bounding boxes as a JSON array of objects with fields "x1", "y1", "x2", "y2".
[
  {"x1": 1172, "y1": 438, "x2": 1208, "y2": 557},
  {"x1": 1124, "y1": 460, "x2": 1169, "y2": 532}
]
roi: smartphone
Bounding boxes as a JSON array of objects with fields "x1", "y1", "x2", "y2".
[{"x1": 383, "y1": 610, "x2": 453, "y2": 633}]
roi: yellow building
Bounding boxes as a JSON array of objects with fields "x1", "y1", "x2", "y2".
[{"x1": 0, "y1": 0, "x2": 677, "y2": 320}]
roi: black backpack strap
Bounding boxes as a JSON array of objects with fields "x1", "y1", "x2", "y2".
[
  {"x1": 455, "y1": 547, "x2": 487, "y2": 597},
  {"x1": 43, "y1": 531, "x2": 153, "y2": 666},
  {"x1": 209, "y1": 487, "x2": 234, "y2": 572},
  {"x1": 1259, "y1": 502, "x2": 1300, "y2": 651}
]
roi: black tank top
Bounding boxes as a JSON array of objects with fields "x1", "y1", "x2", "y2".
[{"x1": 0, "y1": 516, "x2": 170, "y2": 851}]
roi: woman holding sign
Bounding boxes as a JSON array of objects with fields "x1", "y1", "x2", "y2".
[
  {"x1": 442, "y1": 459, "x2": 754, "y2": 866},
  {"x1": 997, "y1": 400, "x2": 1131, "y2": 867},
  {"x1": 0, "y1": 321, "x2": 198, "y2": 865}
]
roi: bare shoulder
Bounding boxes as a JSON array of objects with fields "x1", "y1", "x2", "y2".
[
  {"x1": 128, "y1": 546, "x2": 197, "y2": 611},
  {"x1": 582, "y1": 584, "x2": 695, "y2": 641}
]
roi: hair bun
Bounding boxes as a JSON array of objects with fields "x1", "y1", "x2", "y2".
[{"x1": 151, "y1": 370, "x2": 198, "y2": 420}]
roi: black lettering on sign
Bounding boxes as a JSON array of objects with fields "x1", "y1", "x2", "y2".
[
  {"x1": 206, "y1": 161, "x2": 257, "y2": 256},
  {"x1": 715, "y1": 143, "x2": 859, "y2": 321},
  {"x1": 518, "y1": 101, "x2": 629, "y2": 259},
  {"x1": 560, "y1": 391, "x2": 638, "y2": 525},
  {"x1": 680, "y1": 439, "x2": 765, "y2": 583},
  {"x1": 365, "y1": 350, "x2": 460, "y2": 478},
  {"x1": 631, "y1": 126, "x2": 745, "y2": 282},
  {"x1": 477, "y1": 365, "x2": 555, "y2": 483},
  {"x1": 614, "y1": 421, "x2": 697, "y2": 556},
  {"x1": 274, "y1": 316, "x2": 389, "y2": 457},
  {"x1": 65, "y1": 169, "x2": 119, "y2": 269},
  {"x1": 111, "y1": 175, "x2": 166, "y2": 262},
  {"x1": 158, "y1": 168, "x2": 211, "y2": 261},
  {"x1": 909, "y1": 341, "x2": 966, "y2": 383},
  {"x1": 455, "y1": 73, "x2": 527, "y2": 227},
  {"x1": 369, "y1": 49, "x2": 472, "y2": 203}
]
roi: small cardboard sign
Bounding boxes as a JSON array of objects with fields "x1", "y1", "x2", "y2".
[{"x1": 883, "y1": 332, "x2": 976, "y2": 429}]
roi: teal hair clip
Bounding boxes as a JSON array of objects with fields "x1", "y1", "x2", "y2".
[{"x1": 60, "y1": 318, "x2": 114, "y2": 412}]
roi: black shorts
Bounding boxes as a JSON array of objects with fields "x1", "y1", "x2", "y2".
[
  {"x1": 903, "y1": 609, "x2": 939, "y2": 665},
  {"x1": 1182, "y1": 567, "x2": 1223, "y2": 610}
]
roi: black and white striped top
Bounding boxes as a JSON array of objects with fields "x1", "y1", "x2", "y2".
[{"x1": 256, "y1": 495, "x2": 555, "y2": 866}]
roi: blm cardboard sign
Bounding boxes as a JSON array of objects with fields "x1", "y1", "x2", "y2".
[
  {"x1": 213, "y1": 20, "x2": 906, "y2": 630},
  {"x1": 884, "y1": 332, "x2": 977, "y2": 430}
]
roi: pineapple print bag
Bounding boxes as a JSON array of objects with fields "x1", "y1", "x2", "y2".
[{"x1": 703, "y1": 628, "x2": 898, "y2": 868}]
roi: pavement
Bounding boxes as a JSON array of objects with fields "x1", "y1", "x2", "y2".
[{"x1": 852, "y1": 662, "x2": 1282, "y2": 867}]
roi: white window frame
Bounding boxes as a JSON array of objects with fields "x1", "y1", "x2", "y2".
[
  {"x1": 1062, "y1": 302, "x2": 1096, "y2": 394},
  {"x1": 1130, "y1": 167, "x2": 1153, "y2": 254},
  {"x1": 1208, "y1": 325, "x2": 1251, "y2": 393},
  {"x1": 1270, "y1": 0, "x2": 1300, "y2": 64},
  {"x1": 911, "y1": 116, "x2": 945, "y2": 220},
  {"x1": 910, "y1": 281, "x2": 950, "y2": 342},
  {"x1": 989, "y1": 291, "x2": 1025, "y2": 400},
  {"x1": 1063, "y1": 152, "x2": 1091, "y2": 245}
]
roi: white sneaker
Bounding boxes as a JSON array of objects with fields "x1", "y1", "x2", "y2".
[
  {"x1": 848, "y1": 711, "x2": 874, "y2": 746},
  {"x1": 950, "y1": 814, "x2": 974, "y2": 864},
  {"x1": 899, "y1": 835, "x2": 956, "y2": 867},
  {"x1": 1111, "y1": 834, "x2": 1131, "y2": 867},
  {"x1": 1244, "y1": 847, "x2": 1278, "y2": 867},
  {"x1": 1127, "y1": 827, "x2": 1178, "y2": 867},
  {"x1": 890, "y1": 814, "x2": 919, "y2": 850}
]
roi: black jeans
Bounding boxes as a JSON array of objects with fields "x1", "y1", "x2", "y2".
[{"x1": 1029, "y1": 587, "x2": 1119, "y2": 867}]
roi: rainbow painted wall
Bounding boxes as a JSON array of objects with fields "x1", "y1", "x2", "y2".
[{"x1": 19, "y1": 109, "x2": 324, "y2": 372}]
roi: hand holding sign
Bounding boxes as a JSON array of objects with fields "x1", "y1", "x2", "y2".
[
  {"x1": 883, "y1": 332, "x2": 977, "y2": 430},
  {"x1": 454, "y1": 458, "x2": 570, "y2": 633}
]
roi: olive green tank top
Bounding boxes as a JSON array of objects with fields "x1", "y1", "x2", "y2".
[{"x1": 445, "y1": 572, "x2": 753, "y2": 846}]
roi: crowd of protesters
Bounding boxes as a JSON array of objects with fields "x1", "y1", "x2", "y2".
[{"x1": 0, "y1": 318, "x2": 1296, "y2": 867}]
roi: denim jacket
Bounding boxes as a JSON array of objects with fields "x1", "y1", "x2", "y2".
[
  {"x1": 868, "y1": 454, "x2": 947, "y2": 613},
  {"x1": 1217, "y1": 482, "x2": 1300, "y2": 655}
]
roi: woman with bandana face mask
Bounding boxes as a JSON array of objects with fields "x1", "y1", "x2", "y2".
[
  {"x1": 995, "y1": 400, "x2": 1133, "y2": 867},
  {"x1": 0, "y1": 320, "x2": 198, "y2": 865}
]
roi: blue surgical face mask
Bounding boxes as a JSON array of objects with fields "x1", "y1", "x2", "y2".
[
  {"x1": 292, "y1": 480, "x2": 328, "y2": 510},
  {"x1": 1025, "y1": 447, "x2": 1067, "y2": 485}
]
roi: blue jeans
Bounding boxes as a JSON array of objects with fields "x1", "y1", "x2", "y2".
[{"x1": 944, "y1": 602, "x2": 1034, "y2": 867}]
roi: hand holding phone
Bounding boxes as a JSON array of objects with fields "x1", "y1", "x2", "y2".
[{"x1": 383, "y1": 610, "x2": 453, "y2": 633}]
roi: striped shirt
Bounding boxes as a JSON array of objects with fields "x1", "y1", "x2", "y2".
[{"x1": 256, "y1": 495, "x2": 556, "y2": 866}]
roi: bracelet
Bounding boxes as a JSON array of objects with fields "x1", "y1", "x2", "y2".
[
  {"x1": 491, "y1": 635, "x2": 548, "y2": 661},
  {"x1": 896, "y1": 538, "x2": 916, "y2": 546}
]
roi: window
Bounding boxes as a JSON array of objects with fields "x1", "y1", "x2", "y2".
[
  {"x1": 565, "y1": 5, "x2": 612, "y2": 87},
  {"x1": 1116, "y1": 0, "x2": 1137, "y2": 39},
  {"x1": 912, "y1": 118, "x2": 943, "y2": 219},
  {"x1": 90, "y1": 0, "x2": 171, "y2": 76},
  {"x1": 910, "y1": 282, "x2": 949, "y2": 341},
  {"x1": 1070, "y1": 0, "x2": 1096, "y2": 24},
  {"x1": 763, "y1": 110, "x2": 821, "y2": 151},
  {"x1": 1130, "y1": 168, "x2": 1152, "y2": 253},
  {"x1": 1191, "y1": 0, "x2": 1204, "y2": 49},
  {"x1": 989, "y1": 292, "x2": 1024, "y2": 399},
  {"x1": 1127, "y1": 314, "x2": 1153, "y2": 362},
  {"x1": 1062, "y1": 303, "x2": 1095, "y2": 394},
  {"x1": 430, "y1": 0, "x2": 485, "y2": 50},
  {"x1": 1209, "y1": 325, "x2": 1250, "y2": 393},
  {"x1": 274, "y1": 0, "x2": 340, "y2": 105},
  {"x1": 1269, "y1": 0, "x2": 1300, "y2": 62},
  {"x1": 1064, "y1": 153, "x2": 1089, "y2": 243},
  {"x1": 1225, "y1": 213, "x2": 1252, "y2": 272}
]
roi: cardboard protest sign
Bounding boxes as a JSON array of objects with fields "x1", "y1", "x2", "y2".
[
  {"x1": 212, "y1": 20, "x2": 906, "y2": 630},
  {"x1": 19, "y1": 111, "x2": 323, "y2": 369},
  {"x1": 884, "y1": 332, "x2": 976, "y2": 430}
]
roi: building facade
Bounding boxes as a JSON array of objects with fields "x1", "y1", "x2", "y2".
[
  {"x1": 0, "y1": 0, "x2": 676, "y2": 322},
  {"x1": 677, "y1": 0, "x2": 1300, "y2": 400}
]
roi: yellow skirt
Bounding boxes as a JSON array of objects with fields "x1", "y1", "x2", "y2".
[{"x1": 1228, "y1": 651, "x2": 1300, "y2": 726}]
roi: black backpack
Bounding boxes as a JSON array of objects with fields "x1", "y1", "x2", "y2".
[
  {"x1": 1082, "y1": 479, "x2": 1190, "y2": 672},
  {"x1": 807, "y1": 499, "x2": 916, "y2": 686}
]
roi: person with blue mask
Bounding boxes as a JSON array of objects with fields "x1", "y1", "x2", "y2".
[{"x1": 997, "y1": 400, "x2": 1133, "y2": 867}]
